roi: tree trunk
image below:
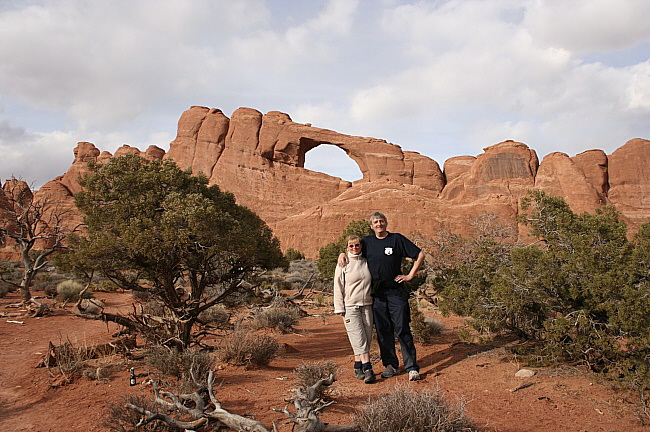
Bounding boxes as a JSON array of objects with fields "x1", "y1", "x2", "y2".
[{"x1": 20, "y1": 269, "x2": 35, "y2": 303}]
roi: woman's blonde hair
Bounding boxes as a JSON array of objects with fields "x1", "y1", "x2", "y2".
[{"x1": 346, "y1": 235, "x2": 361, "y2": 245}]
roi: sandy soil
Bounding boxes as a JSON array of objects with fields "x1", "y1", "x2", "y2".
[{"x1": 0, "y1": 291, "x2": 647, "y2": 431}]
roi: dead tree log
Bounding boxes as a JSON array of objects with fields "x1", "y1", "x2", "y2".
[
  {"x1": 127, "y1": 371, "x2": 270, "y2": 431},
  {"x1": 275, "y1": 374, "x2": 359, "y2": 432}
]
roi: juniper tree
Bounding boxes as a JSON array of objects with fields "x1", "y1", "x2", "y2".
[{"x1": 57, "y1": 155, "x2": 286, "y2": 349}]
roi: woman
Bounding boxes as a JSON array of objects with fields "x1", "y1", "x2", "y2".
[{"x1": 333, "y1": 235, "x2": 376, "y2": 383}]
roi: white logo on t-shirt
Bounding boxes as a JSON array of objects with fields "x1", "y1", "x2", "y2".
[{"x1": 384, "y1": 247, "x2": 393, "y2": 255}]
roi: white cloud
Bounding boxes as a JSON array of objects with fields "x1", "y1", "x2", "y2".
[
  {"x1": 524, "y1": 0, "x2": 650, "y2": 52},
  {"x1": 626, "y1": 60, "x2": 650, "y2": 112},
  {"x1": 1, "y1": 0, "x2": 649, "y2": 185}
]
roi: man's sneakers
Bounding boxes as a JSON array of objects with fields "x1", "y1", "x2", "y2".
[
  {"x1": 354, "y1": 368, "x2": 364, "y2": 380},
  {"x1": 367, "y1": 364, "x2": 420, "y2": 381},
  {"x1": 363, "y1": 369, "x2": 376, "y2": 384},
  {"x1": 380, "y1": 364, "x2": 398, "y2": 378}
]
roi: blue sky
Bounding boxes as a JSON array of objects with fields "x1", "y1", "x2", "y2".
[{"x1": 1, "y1": 0, "x2": 649, "y2": 187}]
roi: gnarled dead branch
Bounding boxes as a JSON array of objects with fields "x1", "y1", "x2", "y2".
[{"x1": 127, "y1": 370, "x2": 359, "y2": 432}]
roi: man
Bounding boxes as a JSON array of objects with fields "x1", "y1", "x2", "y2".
[{"x1": 339, "y1": 212, "x2": 425, "y2": 381}]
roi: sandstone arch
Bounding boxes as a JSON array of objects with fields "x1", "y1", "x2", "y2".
[{"x1": 303, "y1": 144, "x2": 363, "y2": 181}]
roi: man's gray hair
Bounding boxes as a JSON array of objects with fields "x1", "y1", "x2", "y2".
[{"x1": 369, "y1": 212, "x2": 387, "y2": 223}]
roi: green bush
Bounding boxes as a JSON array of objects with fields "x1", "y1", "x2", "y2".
[
  {"x1": 354, "y1": 386, "x2": 477, "y2": 432},
  {"x1": 437, "y1": 191, "x2": 650, "y2": 388},
  {"x1": 217, "y1": 331, "x2": 280, "y2": 366},
  {"x1": 56, "y1": 280, "x2": 93, "y2": 302},
  {"x1": 285, "y1": 248, "x2": 305, "y2": 261}
]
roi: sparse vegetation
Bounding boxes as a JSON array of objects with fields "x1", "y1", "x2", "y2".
[
  {"x1": 354, "y1": 385, "x2": 477, "y2": 432},
  {"x1": 217, "y1": 331, "x2": 280, "y2": 366}
]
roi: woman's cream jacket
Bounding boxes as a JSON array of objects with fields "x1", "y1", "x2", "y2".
[{"x1": 333, "y1": 252, "x2": 373, "y2": 314}]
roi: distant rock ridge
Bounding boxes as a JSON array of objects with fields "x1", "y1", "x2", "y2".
[{"x1": 2, "y1": 105, "x2": 649, "y2": 260}]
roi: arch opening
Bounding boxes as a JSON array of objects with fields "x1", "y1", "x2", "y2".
[{"x1": 303, "y1": 144, "x2": 363, "y2": 182}]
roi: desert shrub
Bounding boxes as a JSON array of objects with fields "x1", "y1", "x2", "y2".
[
  {"x1": 354, "y1": 386, "x2": 477, "y2": 432},
  {"x1": 285, "y1": 248, "x2": 305, "y2": 261},
  {"x1": 252, "y1": 303, "x2": 301, "y2": 333},
  {"x1": 217, "y1": 331, "x2": 280, "y2": 366},
  {"x1": 144, "y1": 346, "x2": 214, "y2": 386},
  {"x1": 436, "y1": 191, "x2": 650, "y2": 388},
  {"x1": 56, "y1": 280, "x2": 93, "y2": 302},
  {"x1": 293, "y1": 360, "x2": 338, "y2": 400},
  {"x1": 409, "y1": 299, "x2": 443, "y2": 344},
  {"x1": 104, "y1": 394, "x2": 176, "y2": 431}
]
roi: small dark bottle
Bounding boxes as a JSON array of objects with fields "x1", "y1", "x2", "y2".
[{"x1": 129, "y1": 367, "x2": 137, "y2": 386}]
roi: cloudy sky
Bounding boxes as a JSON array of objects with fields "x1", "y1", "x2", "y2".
[{"x1": 1, "y1": 0, "x2": 649, "y2": 187}]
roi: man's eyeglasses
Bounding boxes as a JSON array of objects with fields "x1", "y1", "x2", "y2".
[{"x1": 348, "y1": 243, "x2": 361, "y2": 248}]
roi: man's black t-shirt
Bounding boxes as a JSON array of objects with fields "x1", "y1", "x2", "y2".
[{"x1": 363, "y1": 232, "x2": 421, "y2": 281}]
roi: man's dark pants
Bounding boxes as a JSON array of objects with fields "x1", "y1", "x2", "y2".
[{"x1": 372, "y1": 288, "x2": 419, "y2": 372}]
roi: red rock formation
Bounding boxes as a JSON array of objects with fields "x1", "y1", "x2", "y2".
[
  {"x1": 2, "y1": 106, "x2": 650, "y2": 260},
  {"x1": 607, "y1": 138, "x2": 650, "y2": 229},
  {"x1": 535, "y1": 152, "x2": 605, "y2": 214}
]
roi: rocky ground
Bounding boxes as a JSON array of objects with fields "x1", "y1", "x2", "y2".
[{"x1": 0, "y1": 290, "x2": 647, "y2": 431}]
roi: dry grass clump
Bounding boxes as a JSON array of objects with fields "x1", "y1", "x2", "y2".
[
  {"x1": 354, "y1": 385, "x2": 477, "y2": 432},
  {"x1": 293, "y1": 360, "x2": 338, "y2": 400},
  {"x1": 56, "y1": 280, "x2": 93, "y2": 302},
  {"x1": 43, "y1": 336, "x2": 127, "y2": 387},
  {"x1": 252, "y1": 303, "x2": 301, "y2": 333},
  {"x1": 217, "y1": 331, "x2": 280, "y2": 366}
]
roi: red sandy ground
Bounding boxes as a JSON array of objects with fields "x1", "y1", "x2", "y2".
[{"x1": 0, "y1": 291, "x2": 647, "y2": 432}]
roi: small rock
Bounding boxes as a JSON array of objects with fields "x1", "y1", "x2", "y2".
[{"x1": 515, "y1": 368, "x2": 536, "y2": 378}]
